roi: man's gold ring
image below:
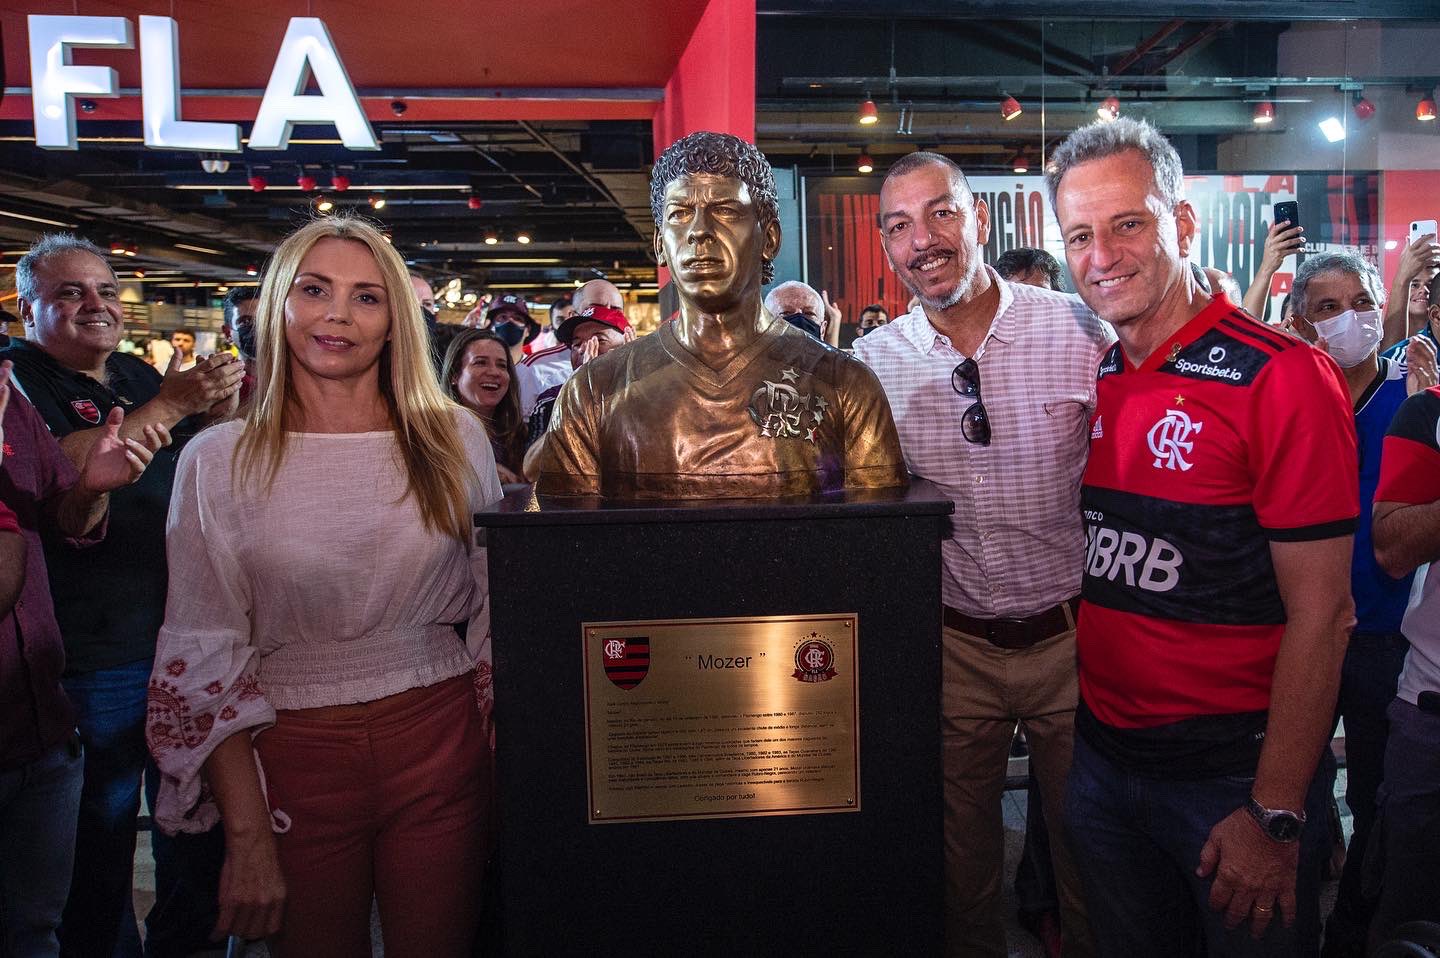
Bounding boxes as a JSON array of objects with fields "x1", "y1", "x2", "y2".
[{"x1": 1253, "y1": 904, "x2": 1273, "y2": 914}]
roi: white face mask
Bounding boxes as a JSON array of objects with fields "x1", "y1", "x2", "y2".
[{"x1": 1311, "y1": 308, "x2": 1382, "y2": 368}]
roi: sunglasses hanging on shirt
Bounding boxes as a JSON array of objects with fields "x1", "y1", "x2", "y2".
[{"x1": 951, "y1": 358, "x2": 992, "y2": 445}]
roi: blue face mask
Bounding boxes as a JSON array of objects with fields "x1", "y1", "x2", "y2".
[
  {"x1": 781, "y1": 312, "x2": 822, "y2": 339},
  {"x1": 491, "y1": 320, "x2": 526, "y2": 348}
]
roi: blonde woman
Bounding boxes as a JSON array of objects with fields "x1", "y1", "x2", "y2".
[{"x1": 146, "y1": 215, "x2": 501, "y2": 956}]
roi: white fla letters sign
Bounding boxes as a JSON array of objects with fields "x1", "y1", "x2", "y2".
[{"x1": 28, "y1": 15, "x2": 379, "y2": 152}]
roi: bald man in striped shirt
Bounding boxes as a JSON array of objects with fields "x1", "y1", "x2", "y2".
[{"x1": 854, "y1": 152, "x2": 1111, "y2": 958}]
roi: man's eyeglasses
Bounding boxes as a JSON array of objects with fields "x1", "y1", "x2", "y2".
[{"x1": 951, "y1": 358, "x2": 991, "y2": 445}]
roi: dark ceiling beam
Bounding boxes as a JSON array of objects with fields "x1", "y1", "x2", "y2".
[
  {"x1": 462, "y1": 134, "x2": 544, "y2": 200},
  {"x1": 959, "y1": 22, "x2": 1092, "y2": 78},
  {"x1": 778, "y1": 74, "x2": 1440, "y2": 91},
  {"x1": 1145, "y1": 21, "x2": 1233, "y2": 75},
  {"x1": 514, "y1": 121, "x2": 630, "y2": 220},
  {"x1": 1109, "y1": 19, "x2": 1185, "y2": 75},
  {"x1": 977, "y1": 20, "x2": 1099, "y2": 76},
  {"x1": 758, "y1": 0, "x2": 1435, "y2": 20}
]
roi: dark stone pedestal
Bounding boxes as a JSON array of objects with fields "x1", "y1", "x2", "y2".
[{"x1": 475, "y1": 482, "x2": 953, "y2": 956}]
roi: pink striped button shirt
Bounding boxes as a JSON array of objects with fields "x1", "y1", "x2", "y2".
[{"x1": 854, "y1": 271, "x2": 1114, "y2": 617}]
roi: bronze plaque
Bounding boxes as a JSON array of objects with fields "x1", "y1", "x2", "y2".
[{"x1": 583, "y1": 614, "x2": 860, "y2": 824}]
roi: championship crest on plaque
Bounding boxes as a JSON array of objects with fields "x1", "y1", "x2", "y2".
[
  {"x1": 793, "y1": 632, "x2": 838, "y2": 683},
  {"x1": 602, "y1": 636, "x2": 650, "y2": 690}
]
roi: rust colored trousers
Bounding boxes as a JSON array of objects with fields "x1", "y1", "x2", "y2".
[{"x1": 254, "y1": 671, "x2": 492, "y2": 958}]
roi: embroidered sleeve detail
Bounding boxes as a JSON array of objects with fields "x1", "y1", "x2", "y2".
[{"x1": 147, "y1": 678, "x2": 216, "y2": 753}]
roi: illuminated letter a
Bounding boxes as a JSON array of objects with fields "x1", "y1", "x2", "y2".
[{"x1": 249, "y1": 18, "x2": 378, "y2": 151}]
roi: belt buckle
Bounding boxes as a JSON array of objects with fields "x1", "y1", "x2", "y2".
[{"x1": 986, "y1": 617, "x2": 1032, "y2": 650}]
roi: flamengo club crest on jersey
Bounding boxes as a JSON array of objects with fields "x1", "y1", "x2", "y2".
[
  {"x1": 71, "y1": 400, "x2": 102, "y2": 424},
  {"x1": 602, "y1": 636, "x2": 649, "y2": 690},
  {"x1": 1147, "y1": 408, "x2": 1203, "y2": 471}
]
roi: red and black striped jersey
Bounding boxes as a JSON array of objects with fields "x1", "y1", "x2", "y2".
[
  {"x1": 1375, "y1": 386, "x2": 1440, "y2": 704},
  {"x1": 1376, "y1": 386, "x2": 1440, "y2": 507},
  {"x1": 1076, "y1": 295, "x2": 1357, "y2": 771}
]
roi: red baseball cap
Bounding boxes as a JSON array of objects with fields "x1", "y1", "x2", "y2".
[
  {"x1": 487, "y1": 293, "x2": 530, "y2": 321},
  {"x1": 556, "y1": 304, "x2": 630, "y2": 345}
]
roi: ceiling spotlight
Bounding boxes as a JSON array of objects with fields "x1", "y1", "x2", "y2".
[
  {"x1": 1318, "y1": 117, "x2": 1346, "y2": 142},
  {"x1": 391, "y1": 100, "x2": 408, "y2": 116},
  {"x1": 1353, "y1": 95, "x2": 1376, "y2": 121},
  {"x1": 484, "y1": 232, "x2": 499, "y2": 246},
  {"x1": 217, "y1": 285, "x2": 229, "y2": 294},
  {"x1": 516, "y1": 231, "x2": 532, "y2": 245},
  {"x1": 110, "y1": 241, "x2": 127, "y2": 255},
  {"x1": 297, "y1": 173, "x2": 318, "y2": 192},
  {"x1": 1097, "y1": 96, "x2": 1121, "y2": 121},
  {"x1": 133, "y1": 269, "x2": 145, "y2": 278},
  {"x1": 124, "y1": 244, "x2": 137, "y2": 257},
  {"x1": 857, "y1": 98, "x2": 879, "y2": 126},
  {"x1": 1419, "y1": 95, "x2": 1438, "y2": 122},
  {"x1": 857, "y1": 151, "x2": 874, "y2": 174},
  {"x1": 316, "y1": 195, "x2": 334, "y2": 212},
  {"x1": 248, "y1": 175, "x2": 267, "y2": 192},
  {"x1": 331, "y1": 173, "x2": 351, "y2": 192},
  {"x1": 1000, "y1": 96, "x2": 1023, "y2": 121},
  {"x1": 245, "y1": 264, "x2": 259, "y2": 276},
  {"x1": 1252, "y1": 101, "x2": 1275, "y2": 125},
  {"x1": 468, "y1": 195, "x2": 483, "y2": 211},
  {"x1": 1010, "y1": 151, "x2": 1029, "y2": 174},
  {"x1": 369, "y1": 195, "x2": 386, "y2": 210}
]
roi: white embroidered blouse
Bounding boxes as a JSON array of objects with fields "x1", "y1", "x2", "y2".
[{"x1": 146, "y1": 411, "x2": 502, "y2": 834}]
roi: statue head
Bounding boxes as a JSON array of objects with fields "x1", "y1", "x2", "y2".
[{"x1": 650, "y1": 132, "x2": 782, "y2": 311}]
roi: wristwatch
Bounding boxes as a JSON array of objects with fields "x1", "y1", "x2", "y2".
[{"x1": 1247, "y1": 797, "x2": 1306, "y2": 843}]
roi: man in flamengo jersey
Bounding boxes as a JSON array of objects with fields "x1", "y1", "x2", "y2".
[
  {"x1": 1370, "y1": 384, "x2": 1440, "y2": 946},
  {"x1": 1047, "y1": 116, "x2": 1359, "y2": 957}
]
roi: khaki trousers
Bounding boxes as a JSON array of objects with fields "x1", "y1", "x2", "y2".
[{"x1": 941, "y1": 612, "x2": 1094, "y2": 958}]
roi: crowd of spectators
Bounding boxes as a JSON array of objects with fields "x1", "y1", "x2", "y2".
[{"x1": 2, "y1": 115, "x2": 1439, "y2": 958}]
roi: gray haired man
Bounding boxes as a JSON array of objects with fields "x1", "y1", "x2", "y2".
[{"x1": 1049, "y1": 117, "x2": 1357, "y2": 958}]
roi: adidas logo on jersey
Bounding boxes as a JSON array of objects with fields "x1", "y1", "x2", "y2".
[{"x1": 1091, "y1": 416, "x2": 1104, "y2": 439}]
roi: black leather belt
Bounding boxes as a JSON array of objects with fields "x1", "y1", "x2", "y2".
[{"x1": 943, "y1": 597, "x2": 1081, "y2": 650}]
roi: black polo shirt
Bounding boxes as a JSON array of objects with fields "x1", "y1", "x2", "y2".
[{"x1": 0, "y1": 339, "x2": 193, "y2": 674}]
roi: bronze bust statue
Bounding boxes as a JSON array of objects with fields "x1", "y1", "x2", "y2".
[{"x1": 536, "y1": 131, "x2": 906, "y2": 499}]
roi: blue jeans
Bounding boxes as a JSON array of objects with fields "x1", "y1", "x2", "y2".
[
  {"x1": 59, "y1": 659, "x2": 152, "y2": 958},
  {"x1": 0, "y1": 738, "x2": 84, "y2": 957},
  {"x1": 1066, "y1": 733, "x2": 1330, "y2": 958},
  {"x1": 1324, "y1": 632, "x2": 1409, "y2": 947}
]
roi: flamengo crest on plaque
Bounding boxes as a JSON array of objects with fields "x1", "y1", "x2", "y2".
[{"x1": 602, "y1": 636, "x2": 650, "y2": 690}]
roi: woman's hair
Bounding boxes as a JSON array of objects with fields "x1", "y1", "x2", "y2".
[
  {"x1": 235, "y1": 213, "x2": 476, "y2": 543},
  {"x1": 441, "y1": 327, "x2": 527, "y2": 471}
]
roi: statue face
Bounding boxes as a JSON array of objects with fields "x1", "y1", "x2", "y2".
[{"x1": 654, "y1": 172, "x2": 780, "y2": 313}]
